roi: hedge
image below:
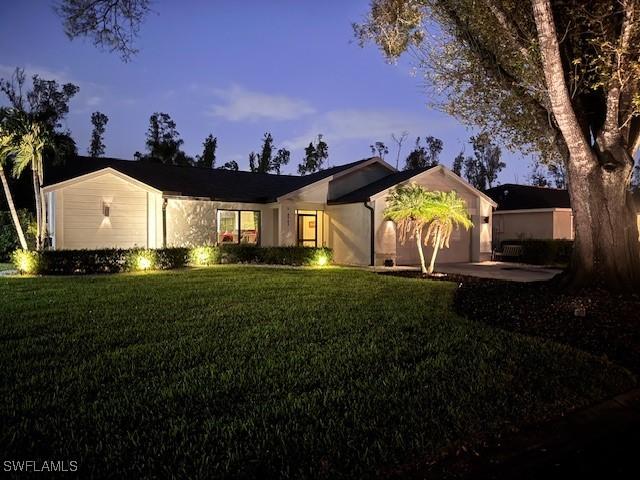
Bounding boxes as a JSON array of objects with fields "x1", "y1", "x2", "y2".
[
  {"x1": 501, "y1": 239, "x2": 573, "y2": 265},
  {"x1": 11, "y1": 245, "x2": 333, "y2": 275}
]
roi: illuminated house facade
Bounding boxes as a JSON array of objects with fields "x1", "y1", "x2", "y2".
[{"x1": 42, "y1": 156, "x2": 496, "y2": 266}]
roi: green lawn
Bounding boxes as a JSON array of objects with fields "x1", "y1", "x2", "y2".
[
  {"x1": 0, "y1": 267, "x2": 634, "y2": 478},
  {"x1": 0, "y1": 263, "x2": 13, "y2": 272}
]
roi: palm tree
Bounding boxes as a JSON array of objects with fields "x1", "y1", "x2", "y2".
[
  {"x1": 0, "y1": 127, "x2": 28, "y2": 250},
  {"x1": 11, "y1": 119, "x2": 49, "y2": 250},
  {"x1": 384, "y1": 183, "x2": 433, "y2": 273},
  {"x1": 422, "y1": 191, "x2": 473, "y2": 274}
]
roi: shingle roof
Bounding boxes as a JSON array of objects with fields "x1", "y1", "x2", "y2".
[
  {"x1": 485, "y1": 184, "x2": 571, "y2": 211},
  {"x1": 44, "y1": 156, "x2": 374, "y2": 203},
  {"x1": 328, "y1": 167, "x2": 432, "y2": 204}
]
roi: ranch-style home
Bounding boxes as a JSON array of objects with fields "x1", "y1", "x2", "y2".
[
  {"x1": 42, "y1": 156, "x2": 496, "y2": 266},
  {"x1": 486, "y1": 183, "x2": 640, "y2": 245}
]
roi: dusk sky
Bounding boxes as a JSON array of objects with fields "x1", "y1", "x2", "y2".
[{"x1": 0, "y1": 0, "x2": 531, "y2": 181}]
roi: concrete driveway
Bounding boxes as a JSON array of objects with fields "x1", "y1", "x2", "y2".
[
  {"x1": 436, "y1": 261, "x2": 562, "y2": 282},
  {"x1": 374, "y1": 262, "x2": 562, "y2": 282}
]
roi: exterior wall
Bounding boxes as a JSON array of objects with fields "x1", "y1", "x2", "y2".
[
  {"x1": 52, "y1": 173, "x2": 151, "y2": 249},
  {"x1": 165, "y1": 198, "x2": 277, "y2": 247},
  {"x1": 327, "y1": 163, "x2": 393, "y2": 201},
  {"x1": 493, "y1": 211, "x2": 555, "y2": 244},
  {"x1": 375, "y1": 169, "x2": 482, "y2": 266},
  {"x1": 326, "y1": 203, "x2": 371, "y2": 265},
  {"x1": 553, "y1": 210, "x2": 574, "y2": 239}
]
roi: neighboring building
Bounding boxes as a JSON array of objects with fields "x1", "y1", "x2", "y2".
[
  {"x1": 486, "y1": 183, "x2": 640, "y2": 245},
  {"x1": 42, "y1": 156, "x2": 496, "y2": 266}
]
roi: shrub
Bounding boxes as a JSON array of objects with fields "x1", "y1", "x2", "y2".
[
  {"x1": 11, "y1": 249, "x2": 40, "y2": 274},
  {"x1": 12, "y1": 246, "x2": 331, "y2": 274},
  {"x1": 0, "y1": 210, "x2": 36, "y2": 261},
  {"x1": 12, "y1": 248, "x2": 190, "y2": 275},
  {"x1": 189, "y1": 246, "x2": 220, "y2": 266},
  {"x1": 501, "y1": 239, "x2": 573, "y2": 265},
  {"x1": 220, "y1": 245, "x2": 333, "y2": 266}
]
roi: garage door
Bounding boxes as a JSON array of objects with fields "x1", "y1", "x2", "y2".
[{"x1": 395, "y1": 224, "x2": 472, "y2": 265}]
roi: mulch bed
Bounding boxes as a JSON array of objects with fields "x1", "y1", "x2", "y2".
[{"x1": 381, "y1": 270, "x2": 640, "y2": 374}]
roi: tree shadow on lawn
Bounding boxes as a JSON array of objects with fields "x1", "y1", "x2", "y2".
[{"x1": 381, "y1": 271, "x2": 640, "y2": 375}]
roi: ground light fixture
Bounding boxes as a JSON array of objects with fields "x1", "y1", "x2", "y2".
[
  {"x1": 315, "y1": 253, "x2": 329, "y2": 266},
  {"x1": 134, "y1": 251, "x2": 156, "y2": 271},
  {"x1": 13, "y1": 250, "x2": 38, "y2": 274}
]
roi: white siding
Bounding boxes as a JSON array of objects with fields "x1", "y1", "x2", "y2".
[{"x1": 55, "y1": 173, "x2": 149, "y2": 249}]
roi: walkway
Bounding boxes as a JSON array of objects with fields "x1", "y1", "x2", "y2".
[{"x1": 374, "y1": 261, "x2": 562, "y2": 282}]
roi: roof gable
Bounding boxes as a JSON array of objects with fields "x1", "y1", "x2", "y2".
[{"x1": 328, "y1": 165, "x2": 497, "y2": 207}]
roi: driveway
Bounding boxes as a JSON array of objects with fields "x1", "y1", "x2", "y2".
[
  {"x1": 374, "y1": 262, "x2": 562, "y2": 282},
  {"x1": 436, "y1": 261, "x2": 562, "y2": 282}
]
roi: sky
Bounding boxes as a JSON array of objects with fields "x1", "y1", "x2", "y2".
[{"x1": 0, "y1": 0, "x2": 531, "y2": 181}]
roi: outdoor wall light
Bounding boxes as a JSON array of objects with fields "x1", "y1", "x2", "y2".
[
  {"x1": 102, "y1": 202, "x2": 110, "y2": 217},
  {"x1": 482, "y1": 216, "x2": 490, "y2": 224}
]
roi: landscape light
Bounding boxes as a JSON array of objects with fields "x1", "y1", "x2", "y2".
[
  {"x1": 316, "y1": 253, "x2": 329, "y2": 267},
  {"x1": 135, "y1": 251, "x2": 155, "y2": 271},
  {"x1": 191, "y1": 246, "x2": 211, "y2": 266},
  {"x1": 13, "y1": 250, "x2": 37, "y2": 275}
]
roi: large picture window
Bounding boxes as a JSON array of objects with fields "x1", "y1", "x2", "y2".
[{"x1": 217, "y1": 210, "x2": 260, "y2": 245}]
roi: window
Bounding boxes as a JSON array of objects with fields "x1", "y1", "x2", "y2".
[
  {"x1": 296, "y1": 209, "x2": 323, "y2": 247},
  {"x1": 216, "y1": 210, "x2": 260, "y2": 245},
  {"x1": 240, "y1": 211, "x2": 259, "y2": 244}
]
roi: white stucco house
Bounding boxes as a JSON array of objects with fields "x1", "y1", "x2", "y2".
[{"x1": 42, "y1": 156, "x2": 496, "y2": 266}]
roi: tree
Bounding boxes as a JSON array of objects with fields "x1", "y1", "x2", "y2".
[
  {"x1": 404, "y1": 136, "x2": 443, "y2": 170},
  {"x1": 196, "y1": 134, "x2": 217, "y2": 169},
  {"x1": 452, "y1": 151, "x2": 464, "y2": 176},
  {"x1": 88, "y1": 111, "x2": 108, "y2": 157},
  {"x1": 422, "y1": 190, "x2": 473, "y2": 274},
  {"x1": 528, "y1": 161, "x2": 549, "y2": 187},
  {"x1": 298, "y1": 134, "x2": 329, "y2": 175},
  {"x1": 355, "y1": 0, "x2": 640, "y2": 291},
  {"x1": 140, "y1": 113, "x2": 193, "y2": 166},
  {"x1": 55, "y1": 0, "x2": 151, "y2": 61},
  {"x1": 370, "y1": 141, "x2": 389, "y2": 159},
  {"x1": 391, "y1": 131, "x2": 409, "y2": 169},
  {"x1": 547, "y1": 162, "x2": 566, "y2": 189},
  {"x1": 249, "y1": 133, "x2": 274, "y2": 173},
  {"x1": 461, "y1": 133, "x2": 505, "y2": 190},
  {"x1": 384, "y1": 183, "x2": 433, "y2": 274},
  {"x1": 0, "y1": 68, "x2": 78, "y2": 249},
  {"x1": 0, "y1": 67, "x2": 79, "y2": 130},
  {"x1": 271, "y1": 148, "x2": 290, "y2": 175},
  {"x1": 218, "y1": 160, "x2": 239, "y2": 171},
  {"x1": 0, "y1": 123, "x2": 28, "y2": 250},
  {"x1": 9, "y1": 117, "x2": 50, "y2": 250}
]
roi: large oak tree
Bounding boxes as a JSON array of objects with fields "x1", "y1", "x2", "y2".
[{"x1": 355, "y1": 0, "x2": 640, "y2": 291}]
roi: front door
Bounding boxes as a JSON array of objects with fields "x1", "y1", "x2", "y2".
[{"x1": 297, "y1": 213, "x2": 317, "y2": 247}]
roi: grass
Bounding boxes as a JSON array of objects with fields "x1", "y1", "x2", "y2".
[
  {"x1": 0, "y1": 266, "x2": 634, "y2": 479},
  {"x1": 0, "y1": 262, "x2": 14, "y2": 272}
]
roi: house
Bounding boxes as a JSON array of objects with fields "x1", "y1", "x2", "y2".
[
  {"x1": 42, "y1": 156, "x2": 496, "y2": 266},
  {"x1": 486, "y1": 183, "x2": 640, "y2": 245}
]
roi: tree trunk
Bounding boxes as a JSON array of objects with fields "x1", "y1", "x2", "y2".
[
  {"x1": 428, "y1": 230, "x2": 441, "y2": 275},
  {"x1": 32, "y1": 168, "x2": 42, "y2": 250},
  {"x1": 416, "y1": 226, "x2": 427, "y2": 274},
  {"x1": 563, "y1": 148, "x2": 640, "y2": 292},
  {"x1": 533, "y1": 0, "x2": 640, "y2": 292},
  {"x1": 38, "y1": 168, "x2": 47, "y2": 248},
  {"x1": 0, "y1": 165, "x2": 28, "y2": 250}
]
